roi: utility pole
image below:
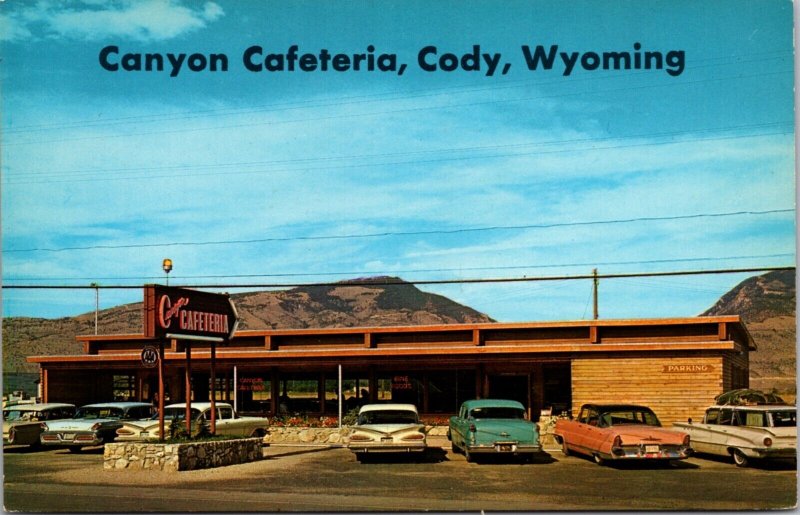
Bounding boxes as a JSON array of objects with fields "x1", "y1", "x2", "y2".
[
  {"x1": 91, "y1": 283, "x2": 99, "y2": 335},
  {"x1": 592, "y1": 268, "x2": 599, "y2": 320}
]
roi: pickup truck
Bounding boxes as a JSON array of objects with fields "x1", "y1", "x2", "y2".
[
  {"x1": 448, "y1": 399, "x2": 541, "y2": 462},
  {"x1": 673, "y1": 404, "x2": 796, "y2": 467}
]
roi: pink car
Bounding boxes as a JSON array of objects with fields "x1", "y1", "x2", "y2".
[{"x1": 554, "y1": 404, "x2": 692, "y2": 465}]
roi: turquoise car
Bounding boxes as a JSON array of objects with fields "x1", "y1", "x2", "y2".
[{"x1": 448, "y1": 399, "x2": 542, "y2": 462}]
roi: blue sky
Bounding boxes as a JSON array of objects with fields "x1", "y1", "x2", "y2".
[{"x1": 1, "y1": 0, "x2": 796, "y2": 322}]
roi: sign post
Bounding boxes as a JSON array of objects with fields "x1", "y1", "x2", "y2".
[
  {"x1": 158, "y1": 339, "x2": 165, "y2": 441},
  {"x1": 143, "y1": 285, "x2": 238, "y2": 437}
]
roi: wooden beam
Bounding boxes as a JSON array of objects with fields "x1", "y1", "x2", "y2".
[
  {"x1": 41, "y1": 368, "x2": 48, "y2": 403},
  {"x1": 473, "y1": 329, "x2": 483, "y2": 346},
  {"x1": 589, "y1": 325, "x2": 599, "y2": 344},
  {"x1": 364, "y1": 333, "x2": 373, "y2": 349}
]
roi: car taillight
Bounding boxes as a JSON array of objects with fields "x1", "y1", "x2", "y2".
[
  {"x1": 349, "y1": 434, "x2": 373, "y2": 442},
  {"x1": 763, "y1": 437, "x2": 773, "y2": 447},
  {"x1": 683, "y1": 434, "x2": 691, "y2": 447},
  {"x1": 40, "y1": 423, "x2": 48, "y2": 431},
  {"x1": 91, "y1": 423, "x2": 102, "y2": 431},
  {"x1": 469, "y1": 424, "x2": 476, "y2": 433},
  {"x1": 401, "y1": 433, "x2": 425, "y2": 441},
  {"x1": 612, "y1": 436, "x2": 622, "y2": 448}
]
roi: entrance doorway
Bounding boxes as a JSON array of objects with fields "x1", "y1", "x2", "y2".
[{"x1": 487, "y1": 374, "x2": 529, "y2": 406}]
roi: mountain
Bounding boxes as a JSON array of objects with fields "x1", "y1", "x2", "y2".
[
  {"x1": 5, "y1": 272, "x2": 796, "y2": 398},
  {"x1": 702, "y1": 270, "x2": 796, "y2": 396},
  {"x1": 2, "y1": 277, "x2": 493, "y2": 376}
]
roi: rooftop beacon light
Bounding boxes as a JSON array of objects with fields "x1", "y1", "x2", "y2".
[{"x1": 162, "y1": 258, "x2": 173, "y2": 286}]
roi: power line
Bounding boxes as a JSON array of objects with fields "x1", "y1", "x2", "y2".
[
  {"x1": 3, "y1": 120, "x2": 791, "y2": 181},
  {"x1": 4, "y1": 69, "x2": 792, "y2": 148},
  {"x1": 2, "y1": 266, "x2": 794, "y2": 290},
  {"x1": 3, "y1": 208, "x2": 793, "y2": 254},
  {"x1": 5, "y1": 127, "x2": 792, "y2": 185},
  {"x1": 3, "y1": 252, "x2": 794, "y2": 283},
  {"x1": 5, "y1": 50, "x2": 791, "y2": 135}
]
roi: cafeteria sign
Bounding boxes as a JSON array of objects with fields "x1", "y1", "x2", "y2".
[{"x1": 143, "y1": 285, "x2": 239, "y2": 342}]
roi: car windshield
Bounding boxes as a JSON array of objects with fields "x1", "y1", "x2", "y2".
[
  {"x1": 157, "y1": 408, "x2": 203, "y2": 421},
  {"x1": 358, "y1": 410, "x2": 418, "y2": 425},
  {"x1": 770, "y1": 410, "x2": 797, "y2": 427},
  {"x1": 74, "y1": 407, "x2": 124, "y2": 419},
  {"x1": 599, "y1": 409, "x2": 661, "y2": 427},
  {"x1": 469, "y1": 407, "x2": 525, "y2": 419},
  {"x1": 3, "y1": 410, "x2": 32, "y2": 421}
]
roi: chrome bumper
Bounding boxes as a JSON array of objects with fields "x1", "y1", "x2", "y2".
[
  {"x1": 750, "y1": 447, "x2": 796, "y2": 460},
  {"x1": 349, "y1": 442, "x2": 427, "y2": 453},
  {"x1": 466, "y1": 442, "x2": 542, "y2": 455},
  {"x1": 609, "y1": 445, "x2": 692, "y2": 460},
  {"x1": 40, "y1": 431, "x2": 102, "y2": 447}
]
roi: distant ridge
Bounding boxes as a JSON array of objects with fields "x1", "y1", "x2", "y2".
[
  {"x1": 702, "y1": 270, "x2": 796, "y2": 396},
  {"x1": 2, "y1": 277, "x2": 493, "y2": 376}
]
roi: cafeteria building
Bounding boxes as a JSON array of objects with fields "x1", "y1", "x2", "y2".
[{"x1": 28, "y1": 315, "x2": 753, "y2": 425}]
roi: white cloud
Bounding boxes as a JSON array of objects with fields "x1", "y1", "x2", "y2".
[{"x1": 1, "y1": 0, "x2": 224, "y2": 42}]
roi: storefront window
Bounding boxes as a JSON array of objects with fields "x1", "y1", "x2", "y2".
[
  {"x1": 386, "y1": 374, "x2": 423, "y2": 407},
  {"x1": 279, "y1": 377, "x2": 320, "y2": 414},
  {"x1": 112, "y1": 374, "x2": 135, "y2": 401},
  {"x1": 428, "y1": 371, "x2": 474, "y2": 413},
  {"x1": 237, "y1": 375, "x2": 271, "y2": 415},
  {"x1": 324, "y1": 376, "x2": 370, "y2": 414}
]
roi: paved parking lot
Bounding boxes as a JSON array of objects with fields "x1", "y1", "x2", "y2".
[{"x1": 3, "y1": 438, "x2": 797, "y2": 512}]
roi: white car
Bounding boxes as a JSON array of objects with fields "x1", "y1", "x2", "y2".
[
  {"x1": 673, "y1": 404, "x2": 796, "y2": 467},
  {"x1": 115, "y1": 402, "x2": 269, "y2": 441},
  {"x1": 40, "y1": 402, "x2": 154, "y2": 451},
  {"x1": 347, "y1": 403, "x2": 427, "y2": 461},
  {"x1": 3, "y1": 403, "x2": 75, "y2": 447}
]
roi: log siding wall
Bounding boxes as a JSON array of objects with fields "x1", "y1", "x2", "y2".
[{"x1": 571, "y1": 355, "x2": 724, "y2": 426}]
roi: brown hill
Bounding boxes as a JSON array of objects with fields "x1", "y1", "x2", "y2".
[
  {"x1": 2, "y1": 277, "x2": 493, "y2": 376},
  {"x1": 702, "y1": 270, "x2": 796, "y2": 396}
]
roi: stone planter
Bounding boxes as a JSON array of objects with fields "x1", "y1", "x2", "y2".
[{"x1": 104, "y1": 438, "x2": 263, "y2": 472}]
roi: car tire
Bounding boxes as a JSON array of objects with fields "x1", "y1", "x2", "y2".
[
  {"x1": 561, "y1": 439, "x2": 570, "y2": 456},
  {"x1": 251, "y1": 429, "x2": 266, "y2": 438},
  {"x1": 68, "y1": 447, "x2": 82, "y2": 453},
  {"x1": 465, "y1": 447, "x2": 473, "y2": 463},
  {"x1": 732, "y1": 449, "x2": 749, "y2": 467}
]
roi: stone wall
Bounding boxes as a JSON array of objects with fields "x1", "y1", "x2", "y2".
[
  {"x1": 104, "y1": 438, "x2": 263, "y2": 472},
  {"x1": 263, "y1": 425, "x2": 448, "y2": 444},
  {"x1": 264, "y1": 426, "x2": 350, "y2": 444}
]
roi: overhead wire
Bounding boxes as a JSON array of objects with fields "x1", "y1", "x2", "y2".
[
  {"x1": 4, "y1": 50, "x2": 791, "y2": 135},
  {"x1": 3, "y1": 209, "x2": 793, "y2": 254},
  {"x1": 3, "y1": 68, "x2": 792, "y2": 148},
  {"x1": 3, "y1": 252, "x2": 793, "y2": 283},
  {"x1": 3, "y1": 120, "x2": 791, "y2": 182},
  {"x1": 2, "y1": 266, "x2": 794, "y2": 290}
]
